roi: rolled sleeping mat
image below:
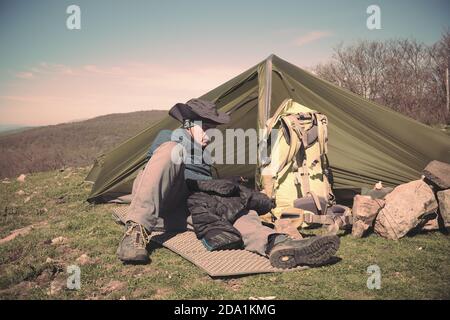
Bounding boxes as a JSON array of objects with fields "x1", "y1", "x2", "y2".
[
  {"x1": 293, "y1": 196, "x2": 350, "y2": 217},
  {"x1": 293, "y1": 196, "x2": 328, "y2": 215}
]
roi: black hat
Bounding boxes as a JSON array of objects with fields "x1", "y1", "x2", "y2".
[{"x1": 169, "y1": 98, "x2": 230, "y2": 125}]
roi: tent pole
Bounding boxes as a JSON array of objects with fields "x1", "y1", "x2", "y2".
[{"x1": 257, "y1": 55, "x2": 273, "y2": 129}]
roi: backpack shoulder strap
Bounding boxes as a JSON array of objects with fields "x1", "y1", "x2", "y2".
[
  {"x1": 284, "y1": 115, "x2": 312, "y2": 195},
  {"x1": 265, "y1": 98, "x2": 291, "y2": 134},
  {"x1": 315, "y1": 113, "x2": 328, "y2": 155}
]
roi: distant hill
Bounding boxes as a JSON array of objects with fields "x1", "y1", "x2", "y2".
[
  {"x1": 0, "y1": 110, "x2": 167, "y2": 178},
  {"x1": 0, "y1": 125, "x2": 34, "y2": 136}
]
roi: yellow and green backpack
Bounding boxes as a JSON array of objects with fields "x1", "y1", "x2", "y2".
[{"x1": 257, "y1": 98, "x2": 335, "y2": 223}]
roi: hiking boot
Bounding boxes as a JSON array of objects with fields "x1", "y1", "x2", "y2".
[
  {"x1": 116, "y1": 222, "x2": 151, "y2": 263},
  {"x1": 267, "y1": 234, "x2": 340, "y2": 269}
]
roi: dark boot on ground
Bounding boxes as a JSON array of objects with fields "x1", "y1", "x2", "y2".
[
  {"x1": 117, "y1": 221, "x2": 150, "y2": 263},
  {"x1": 267, "y1": 234, "x2": 340, "y2": 269}
]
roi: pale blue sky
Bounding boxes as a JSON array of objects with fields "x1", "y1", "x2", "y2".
[{"x1": 1, "y1": 0, "x2": 449, "y2": 125}]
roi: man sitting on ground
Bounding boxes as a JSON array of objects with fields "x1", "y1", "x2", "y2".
[{"x1": 116, "y1": 98, "x2": 340, "y2": 268}]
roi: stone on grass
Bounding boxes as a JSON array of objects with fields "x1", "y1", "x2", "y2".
[
  {"x1": 101, "y1": 280, "x2": 127, "y2": 294},
  {"x1": 46, "y1": 257, "x2": 55, "y2": 264},
  {"x1": 249, "y1": 296, "x2": 277, "y2": 300},
  {"x1": 351, "y1": 195, "x2": 384, "y2": 238},
  {"x1": 76, "y1": 254, "x2": 92, "y2": 266},
  {"x1": 16, "y1": 190, "x2": 25, "y2": 196},
  {"x1": 48, "y1": 276, "x2": 67, "y2": 296},
  {"x1": 0, "y1": 225, "x2": 34, "y2": 245},
  {"x1": 17, "y1": 174, "x2": 26, "y2": 183},
  {"x1": 374, "y1": 180, "x2": 438, "y2": 240},
  {"x1": 51, "y1": 236, "x2": 68, "y2": 245},
  {"x1": 437, "y1": 190, "x2": 450, "y2": 227},
  {"x1": 423, "y1": 160, "x2": 450, "y2": 190}
]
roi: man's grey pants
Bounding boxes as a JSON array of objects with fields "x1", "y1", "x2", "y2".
[{"x1": 127, "y1": 141, "x2": 277, "y2": 256}]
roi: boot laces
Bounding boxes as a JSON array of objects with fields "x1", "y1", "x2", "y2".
[{"x1": 124, "y1": 222, "x2": 150, "y2": 248}]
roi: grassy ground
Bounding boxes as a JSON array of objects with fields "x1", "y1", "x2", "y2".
[{"x1": 0, "y1": 167, "x2": 449, "y2": 300}]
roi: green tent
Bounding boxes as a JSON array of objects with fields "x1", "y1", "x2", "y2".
[{"x1": 86, "y1": 55, "x2": 450, "y2": 203}]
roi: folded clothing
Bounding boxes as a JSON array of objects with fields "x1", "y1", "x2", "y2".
[{"x1": 186, "y1": 178, "x2": 274, "y2": 251}]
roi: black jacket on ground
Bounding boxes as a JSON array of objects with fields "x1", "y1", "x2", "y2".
[{"x1": 186, "y1": 179, "x2": 274, "y2": 251}]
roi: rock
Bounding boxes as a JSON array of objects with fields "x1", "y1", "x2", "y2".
[
  {"x1": 55, "y1": 196, "x2": 66, "y2": 204},
  {"x1": 366, "y1": 187, "x2": 394, "y2": 200},
  {"x1": 76, "y1": 254, "x2": 92, "y2": 266},
  {"x1": 17, "y1": 174, "x2": 26, "y2": 183},
  {"x1": 46, "y1": 257, "x2": 55, "y2": 264},
  {"x1": 24, "y1": 196, "x2": 31, "y2": 203},
  {"x1": 351, "y1": 195, "x2": 384, "y2": 238},
  {"x1": 16, "y1": 190, "x2": 25, "y2": 196},
  {"x1": 101, "y1": 280, "x2": 127, "y2": 294},
  {"x1": 422, "y1": 215, "x2": 440, "y2": 231},
  {"x1": 0, "y1": 225, "x2": 35, "y2": 245},
  {"x1": 0, "y1": 221, "x2": 48, "y2": 245},
  {"x1": 0, "y1": 281, "x2": 35, "y2": 298},
  {"x1": 423, "y1": 160, "x2": 450, "y2": 190},
  {"x1": 437, "y1": 190, "x2": 450, "y2": 227},
  {"x1": 36, "y1": 270, "x2": 53, "y2": 285},
  {"x1": 51, "y1": 236, "x2": 68, "y2": 245},
  {"x1": 374, "y1": 180, "x2": 438, "y2": 240},
  {"x1": 48, "y1": 276, "x2": 67, "y2": 296}
]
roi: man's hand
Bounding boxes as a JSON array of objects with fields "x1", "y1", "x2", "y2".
[{"x1": 247, "y1": 192, "x2": 275, "y2": 215}]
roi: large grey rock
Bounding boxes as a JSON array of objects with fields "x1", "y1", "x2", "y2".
[
  {"x1": 423, "y1": 160, "x2": 450, "y2": 190},
  {"x1": 351, "y1": 195, "x2": 385, "y2": 238},
  {"x1": 374, "y1": 180, "x2": 438, "y2": 240},
  {"x1": 437, "y1": 190, "x2": 450, "y2": 227}
]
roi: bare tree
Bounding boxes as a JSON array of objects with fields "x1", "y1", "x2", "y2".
[
  {"x1": 429, "y1": 29, "x2": 450, "y2": 115},
  {"x1": 315, "y1": 31, "x2": 450, "y2": 125}
]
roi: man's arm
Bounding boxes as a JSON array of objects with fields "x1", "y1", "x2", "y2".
[{"x1": 146, "y1": 129, "x2": 173, "y2": 159}]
